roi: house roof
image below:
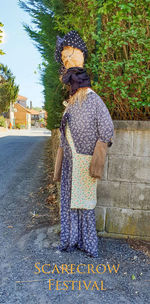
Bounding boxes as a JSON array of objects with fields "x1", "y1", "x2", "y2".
[
  {"x1": 17, "y1": 95, "x2": 27, "y2": 101},
  {"x1": 14, "y1": 103, "x2": 31, "y2": 114},
  {"x1": 39, "y1": 109, "x2": 46, "y2": 113},
  {"x1": 29, "y1": 109, "x2": 39, "y2": 115}
]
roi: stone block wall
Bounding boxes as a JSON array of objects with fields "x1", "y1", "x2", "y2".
[{"x1": 96, "y1": 120, "x2": 150, "y2": 241}]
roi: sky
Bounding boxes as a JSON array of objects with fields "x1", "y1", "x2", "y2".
[{"x1": 0, "y1": 0, "x2": 44, "y2": 108}]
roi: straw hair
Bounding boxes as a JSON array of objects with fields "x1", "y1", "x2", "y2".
[
  {"x1": 63, "y1": 87, "x2": 92, "y2": 114},
  {"x1": 69, "y1": 87, "x2": 89, "y2": 104}
]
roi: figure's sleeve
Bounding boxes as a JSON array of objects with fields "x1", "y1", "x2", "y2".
[{"x1": 96, "y1": 96, "x2": 114, "y2": 147}]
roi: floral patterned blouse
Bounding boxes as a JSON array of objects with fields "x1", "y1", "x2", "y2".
[{"x1": 59, "y1": 88, "x2": 114, "y2": 154}]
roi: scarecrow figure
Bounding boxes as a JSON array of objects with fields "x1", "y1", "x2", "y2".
[{"x1": 54, "y1": 30, "x2": 114, "y2": 258}]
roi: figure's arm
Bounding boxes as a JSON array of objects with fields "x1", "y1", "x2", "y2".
[
  {"x1": 53, "y1": 131, "x2": 64, "y2": 182},
  {"x1": 89, "y1": 95, "x2": 114, "y2": 179}
]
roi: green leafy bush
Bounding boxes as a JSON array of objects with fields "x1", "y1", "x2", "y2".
[
  {"x1": 15, "y1": 123, "x2": 26, "y2": 129},
  {"x1": 0, "y1": 115, "x2": 6, "y2": 127},
  {"x1": 88, "y1": 0, "x2": 150, "y2": 119},
  {"x1": 15, "y1": 123, "x2": 21, "y2": 129}
]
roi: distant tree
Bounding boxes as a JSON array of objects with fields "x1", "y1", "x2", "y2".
[
  {"x1": 0, "y1": 64, "x2": 19, "y2": 113},
  {"x1": 33, "y1": 107, "x2": 42, "y2": 111},
  {"x1": 0, "y1": 22, "x2": 5, "y2": 55}
]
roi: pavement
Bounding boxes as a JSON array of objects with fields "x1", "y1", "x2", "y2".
[
  {"x1": 0, "y1": 127, "x2": 51, "y2": 138},
  {"x1": 0, "y1": 130, "x2": 150, "y2": 304}
]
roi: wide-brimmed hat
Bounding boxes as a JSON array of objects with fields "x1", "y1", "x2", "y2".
[{"x1": 54, "y1": 30, "x2": 88, "y2": 64}]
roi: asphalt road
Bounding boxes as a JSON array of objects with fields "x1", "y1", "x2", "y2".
[{"x1": 0, "y1": 132, "x2": 150, "y2": 304}]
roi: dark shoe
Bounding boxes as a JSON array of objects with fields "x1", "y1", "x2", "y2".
[
  {"x1": 56, "y1": 244, "x2": 68, "y2": 251},
  {"x1": 86, "y1": 252, "x2": 99, "y2": 258}
]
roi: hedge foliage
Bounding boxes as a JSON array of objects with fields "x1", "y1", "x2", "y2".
[
  {"x1": 20, "y1": 0, "x2": 150, "y2": 129},
  {"x1": 19, "y1": 0, "x2": 67, "y2": 129},
  {"x1": 54, "y1": 0, "x2": 150, "y2": 120}
]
